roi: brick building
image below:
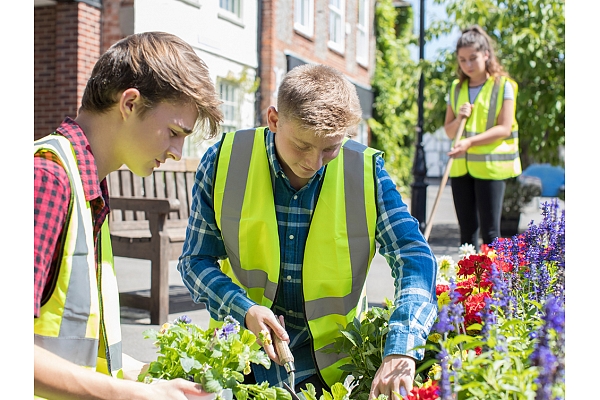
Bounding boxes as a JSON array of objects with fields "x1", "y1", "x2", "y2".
[
  {"x1": 34, "y1": 0, "x2": 377, "y2": 146},
  {"x1": 34, "y1": 0, "x2": 132, "y2": 140},
  {"x1": 258, "y1": 0, "x2": 376, "y2": 145}
]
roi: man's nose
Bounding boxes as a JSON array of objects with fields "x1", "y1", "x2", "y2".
[
  {"x1": 306, "y1": 152, "x2": 323, "y2": 171},
  {"x1": 167, "y1": 138, "x2": 184, "y2": 161}
]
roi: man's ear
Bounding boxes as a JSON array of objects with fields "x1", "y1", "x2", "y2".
[
  {"x1": 119, "y1": 88, "x2": 142, "y2": 120},
  {"x1": 266, "y1": 106, "x2": 279, "y2": 132}
]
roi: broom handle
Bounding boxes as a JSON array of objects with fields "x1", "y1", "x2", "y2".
[{"x1": 423, "y1": 118, "x2": 466, "y2": 241}]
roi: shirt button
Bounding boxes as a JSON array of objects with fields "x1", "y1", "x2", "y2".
[
  {"x1": 293, "y1": 195, "x2": 298, "y2": 200},
  {"x1": 289, "y1": 234, "x2": 294, "y2": 240},
  {"x1": 287, "y1": 275, "x2": 292, "y2": 281}
]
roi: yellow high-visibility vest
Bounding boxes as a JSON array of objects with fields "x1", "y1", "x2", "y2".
[
  {"x1": 211, "y1": 128, "x2": 379, "y2": 387},
  {"x1": 449, "y1": 76, "x2": 522, "y2": 179},
  {"x1": 34, "y1": 135, "x2": 123, "y2": 399}
]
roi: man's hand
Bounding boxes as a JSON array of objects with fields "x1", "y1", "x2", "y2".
[
  {"x1": 370, "y1": 355, "x2": 415, "y2": 400},
  {"x1": 245, "y1": 305, "x2": 290, "y2": 364}
]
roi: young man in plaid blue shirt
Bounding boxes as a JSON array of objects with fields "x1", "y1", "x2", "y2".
[{"x1": 178, "y1": 64, "x2": 438, "y2": 399}]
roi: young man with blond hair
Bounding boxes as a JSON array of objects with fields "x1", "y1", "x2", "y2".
[
  {"x1": 34, "y1": 31, "x2": 223, "y2": 399},
  {"x1": 178, "y1": 63, "x2": 438, "y2": 399}
]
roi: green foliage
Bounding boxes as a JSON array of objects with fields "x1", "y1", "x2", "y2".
[
  {"x1": 324, "y1": 299, "x2": 402, "y2": 400},
  {"x1": 370, "y1": 0, "x2": 420, "y2": 195},
  {"x1": 427, "y1": 0, "x2": 565, "y2": 168},
  {"x1": 138, "y1": 316, "x2": 290, "y2": 400}
]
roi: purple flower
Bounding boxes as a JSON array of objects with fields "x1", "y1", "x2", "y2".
[
  {"x1": 437, "y1": 347, "x2": 453, "y2": 400},
  {"x1": 530, "y1": 297, "x2": 565, "y2": 400},
  {"x1": 175, "y1": 315, "x2": 192, "y2": 324},
  {"x1": 218, "y1": 315, "x2": 240, "y2": 339},
  {"x1": 433, "y1": 280, "x2": 464, "y2": 334}
]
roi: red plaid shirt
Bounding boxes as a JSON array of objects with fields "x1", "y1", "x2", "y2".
[{"x1": 34, "y1": 117, "x2": 110, "y2": 317}]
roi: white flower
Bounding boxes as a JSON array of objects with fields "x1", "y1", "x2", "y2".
[
  {"x1": 458, "y1": 243, "x2": 477, "y2": 259},
  {"x1": 436, "y1": 255, "x2": 457, "y2": 284}
]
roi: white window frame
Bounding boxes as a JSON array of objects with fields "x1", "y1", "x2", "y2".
[
  {"x1": 219, "y1": 0, "x2": 241, "y2": 16},
  {"x1": 355, "y1": 120, "x2": 368, "y2": 145},
  {"x1": 356, "y1": 0, "x2": 369, "y2": 66},
  {"x1": 176, "y1": 0, "x2": 200, "y2": 8},
  {"x1": 328, "y1": 0, "x2": 345, "y2": 54},
  {"x1": 218, "y1": 80, "x2": 240, "y2": 134},
  {"x1": 294, "y1": 0, "x2": 314, "y2": 38},
  {"x1": 219, "y1": 0, "x2": 243, "y2": 26}
]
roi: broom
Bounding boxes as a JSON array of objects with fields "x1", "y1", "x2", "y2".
[{"x1": 423, "y1": 117, "x2": 466, "y2": 241}]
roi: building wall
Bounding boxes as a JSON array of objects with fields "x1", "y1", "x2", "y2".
[
  {"x1": 34, "y1": 0, "x2": 127, "y2": 140},
  {"x1": 135, "y1": 0, "x2": 259, "y2": 157},
  {"x1": 258, "y1": 0, "x2": 375, "y2": 129},
  {"x1": 34, "y1": 0, "x2": 259, "y2": 157},
  {"x1": 34, "y1": 2, "x2": 102, "y2": 139}
]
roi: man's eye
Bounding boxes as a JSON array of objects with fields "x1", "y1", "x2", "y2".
[{"x1": 170, "y1": 129, "x2": 178, "y2": 137}]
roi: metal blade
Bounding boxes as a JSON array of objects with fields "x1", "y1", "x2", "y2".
[{"x1": 282, "y1": 381, "x2": 301, "y2": 400}]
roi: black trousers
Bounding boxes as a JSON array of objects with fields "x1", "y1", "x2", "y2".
[{"x1": 451, "y1": 174, "x2": 506, "y2": 247}]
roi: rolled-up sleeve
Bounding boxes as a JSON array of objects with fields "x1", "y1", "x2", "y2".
[{"x1": 374, "y1": 155, "x2": 438, "y2": 360}]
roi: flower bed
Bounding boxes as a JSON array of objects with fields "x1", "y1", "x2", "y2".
[
  {"x1": 327, "y1": 199, "x2": 565, "y2": 400},
  {"x1": 139, "y1": 199, "x2": 565, "y2": 400}
]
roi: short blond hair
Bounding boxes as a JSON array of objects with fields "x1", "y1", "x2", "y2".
[
  {"x1": 80, "y1": 31, "x2": 223, "y2": 139},
  {"x1": 276, "y1": 64, "x2": 363, "y2": 137}
]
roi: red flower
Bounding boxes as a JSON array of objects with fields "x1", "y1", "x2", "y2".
[
  {"x1": 436, "y1": 284, "x2": 450, "y2": 296},
  {"x1": 457, "y1": 254, "x2": 493, "y2": 292},
  {"x1": 479, "y1": 243, "x2": 494, "y2": 256},
  {"x1": 406, "y1": 380, "x2": 440, "y2": 400},
  {"x1": 495, "y1": 259, "x2": 514, "y2": 273},
  {"x1": 455, "y1": 276, "x2": 476, "y2": 301},
  {"x1": 464, "y1": 292, "x2": 491, "y2": 328}
]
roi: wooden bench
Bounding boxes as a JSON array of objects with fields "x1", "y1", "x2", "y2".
[{"x1": 107, "y1": 157, "x2": 200, "y2": 324}]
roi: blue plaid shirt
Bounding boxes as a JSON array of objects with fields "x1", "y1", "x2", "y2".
[{"x1": 178, "y1": 128, "x2": 438, "y2": 388}]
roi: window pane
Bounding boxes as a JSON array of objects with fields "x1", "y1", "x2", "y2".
[
  {"x1": 219, "y1": 81, "x2": 239, "y2": 133},
  {"x1": 295, "y1": 0, "x2": 314, "y2": 36},
  {"x1": 329, "y1": 0, "x2": 343, "y2": 46},
  {"x1": 220, "y1": 0, "x2": 240, "y2": 17}
]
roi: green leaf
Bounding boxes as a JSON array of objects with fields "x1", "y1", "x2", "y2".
[
  {"x1": 340, "y1": 329, "x2": 362, "y2": 347},
  {"x1": 180, "y1": 355, "x2": 200, "y2": 373},
  {"x1": 330, "y1": 382, "x2": 349, "y2": 400}
]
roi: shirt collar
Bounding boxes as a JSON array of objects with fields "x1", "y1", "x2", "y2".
[{"x1": 54, "y1": 117, "x2": 104, "y2": 203}]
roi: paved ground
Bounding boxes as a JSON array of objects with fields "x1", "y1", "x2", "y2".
[{"x1": 117, "y1": 177, "x2": 560, "y2": 363}]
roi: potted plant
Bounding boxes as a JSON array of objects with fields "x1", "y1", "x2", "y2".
[
  {"x1": 138, "y1": 315, "x2": 291, "y2": 400},
  {"x1": 500, "y1": 176, "x2": 542, "y2": 237}
]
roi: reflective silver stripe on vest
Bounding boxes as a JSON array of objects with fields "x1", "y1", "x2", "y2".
[
  {"x1": 221, "y1": 129, "x2": 278, "y2": 302},
  {"x1": 452, "y1": 151, "x2": 519, "y2": 162},
  {"x1": 315, "y1": 342, "x2": 348, "y2": 367},
  {"x1": 464, "y1": 130, "x2": 518, "y2": 139},
  {"x1": 486, "y1": 80, "x2": 501, "y2": 130},
  {"x1": 466, "y1": 152, "x2": 520, "y2": 162},
  {"x1": 37, "y1": 138, "x2": 123, "y2": 373},
  {"x1": 53, "y1": 143, "x2": 94, "y2": 339},
  {"x1": 35, "y1": 141, "x2": 96, "y2": 365},
  {"x1": 304, "y1": 141, "x2": 371, "y2": 320},
  {"x1": 109, "y1": 341, "x2": 123, "y2": 370},
  {"x1": 34, "y1": 335, "x2": 99, "y2": 367}
]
